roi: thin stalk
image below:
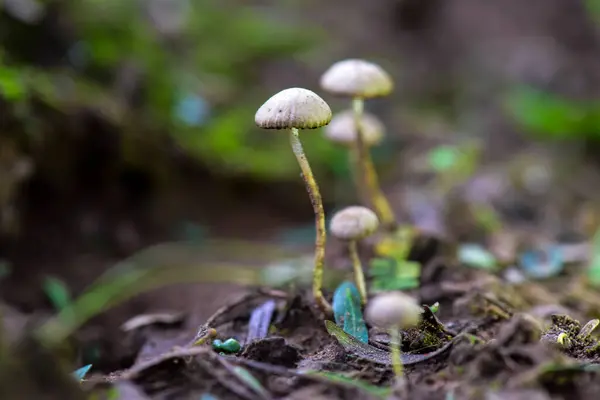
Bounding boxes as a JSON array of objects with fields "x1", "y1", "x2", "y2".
[
  {"x1": 388, "y1": 326, "x2": 405, "y2": 385},
  {"x1": 348, "y1": 146, "x2": 369, "y2": 205},
  {"x1": 352, "y1": 97, "x2": 368, "y2": 202},
  {"x1": 363, "y1": 149, "x2": 396, "y2": 231},
  {"x1": 348, "y1": 239, "x2": 368, "y2": 304},
  {"x1": 351, "y1": 97, "x2": 397, "y2": 231},
  {"x1": 289, "y1": 128, "x2": 332, "y2": 314}
]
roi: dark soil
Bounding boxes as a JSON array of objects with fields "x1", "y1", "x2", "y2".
[
  {"x1": 4, "y1": 226, "x2": 599, "y2": 400},
  {"x1": 98, "y1": 259, "x2": 600, "y2": 400}
]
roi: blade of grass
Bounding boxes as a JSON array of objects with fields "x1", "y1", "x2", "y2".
[
  {"x1": 36, "y1": 241, "x2": 345, "y2": 347},
  {"x1": 303, "y1": 371, "x2": 390, "y2": 398},
  {"x1": 36, "y1": 262, "x2": 260, "y2": 346}
]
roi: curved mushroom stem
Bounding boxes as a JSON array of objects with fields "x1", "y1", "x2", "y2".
[
  {"x1": 348, "y1": 239, "x2": 368, "y2": 304},
  {"x1": 388, "y1": 325, "x2": 405, "y2": 385},
  {"x1": 289, "y1": 128, "x2": 332, "y2": 315},
  {"x1": 351, "y1": 97, "x2": 397, "y2": 232}
]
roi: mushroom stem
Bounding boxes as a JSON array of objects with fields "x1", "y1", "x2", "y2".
[
  {"x1": 348, "y1": 239, "x2": 368, "y2": 304},
  {"x1": 347, "y1": 150, "x2": 369, "y2": 205},
  {"x1": 363, "y1": 147, "x2": 397, "y2": 231},
  {"x1": 388, "y1": 325, "x2": 405, "y2": 384},
  {"x1": 351, "y1": 97, "x2": 397, "y2": 231},
  {"x1": 289, "y1": 128, "x2": 332, "y2": 314}
]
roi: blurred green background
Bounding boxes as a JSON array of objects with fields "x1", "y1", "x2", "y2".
[{"x1": 0, "y1": 0, "x2": 345, "y2": 181}]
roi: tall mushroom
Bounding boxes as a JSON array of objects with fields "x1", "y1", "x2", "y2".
[
  {"x1": 365, "y1": 291, "x2": 422, "y2": 387},
  {"x1": 320, "y1": 59, "x2": 397, "y2": 231},
  {"x1": 330, "y1": 206, "x2": 379, "y2": 304},
  {"x1": 255, "y1": 87, "x2": 332, "y2": 314},
  {"x1": 325, "y1": 109, "x2": 385, "y2": 204}
]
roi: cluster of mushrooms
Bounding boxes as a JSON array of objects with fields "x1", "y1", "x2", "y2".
[{"x1": 255, "y1": 59, "x2": 421, "y2": 385}]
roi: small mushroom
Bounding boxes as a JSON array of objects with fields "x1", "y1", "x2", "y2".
[
  {"x1": 320, "y1": 59, "x2": 393, "y2": 99},
  {"x1": 330, "y1": 206, "x2": 379, "y2": 304},
  {"x1": 320, "y1": 59, "x2": 396, "y2": 231},
  {"x1": 365, "y1": 291, "x2": 422, "y2": 385},
  {"x1": 325, "y1": 109, "x2": 385, "y2": 147},
  {"x1": 365, "y1": 291, "x2": 421, "y2": 329},
  {"x1": 255, "y1": 87, "x2": 333, "y2": 314}
]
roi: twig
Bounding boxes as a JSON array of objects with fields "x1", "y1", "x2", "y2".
[
  {"x1": 205, "y1": 292, "x2": 258, "y2": 327},
  {"x1": 205, "y1": 288, "x2": 286, "y2": 328},
  {"x1": 256, "y1": 287, "x2": 290, "y2": 299},
  {"x1": 121, "y1": 346, "x2": 209, "y2": 380}
]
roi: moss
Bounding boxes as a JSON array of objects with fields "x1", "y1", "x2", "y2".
[
  {"x1": 466, "y1": 292, "x2": 513, "y2": 320},
  {"x1": 584, "y1": 341, "x2": 600, "y2": 356},
  {"x1": 550, "y1": 314, "x2": 581, "y2": 336},
  {"x1": 403, "y1": 306, "x2": 452, "y2": 352},
  {"x1": 542, "y1": 315, "x2": 600, "y2": 359}
]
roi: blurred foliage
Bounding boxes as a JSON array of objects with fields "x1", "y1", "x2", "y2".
[
  {"x1": 506, "y1": 85, "x2": 600, "y2": 140},
  {"x1": 471, "y1": 204, "x2": 503, "y2": 234},
  {"x1": 588, "y1": 227, "x2": 600, "y2": 286},
  {"x1": 35, "y1": 241, "x2": 347, "y2": 346},
  {"x1": 428, "y1": 145, "x2": 461, "y2": 173},
  {"x1": 371, "y1": 226, "x2": 421, "y2": 290},
  {"x1": 0, "y1": 0, "x2": 346, "y2": 180},
  {"x1": 585, "y1": 0, "x2": 600, "y2": 21},
  {"x1": 427, "y1": 143, "x2": 479, "y2": 177},
  {"x1": 425, "y1": 142, "x2": 481, "y2": 200},
  {"x1": 369, "y1": 257, "x2": 420, "y2": 291},
  {"x1": 43, "y1": 276, "x2": 72, "y2": 312},
  {"x1": 519, "y1": 246, "x2": 564, "y2": 280},
  {"x1": 457, "y1": 243, "x2": 498, "y2": 271}
]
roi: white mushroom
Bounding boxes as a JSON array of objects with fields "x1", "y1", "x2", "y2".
[
  {"x1": 320, "y1": 59, "x2": 393, "y2": 99},
  {"x1": 365, "y1": 291, "x2": 422, "y2": 330},
  {"x1": 330, "y1": 206, "x2": 379, "y2": 303},
  {"x1": 325, "y1": 110, "x2": 385, "y2": 147},
  {"x1": 320, "y1": 60, "x2": 396, "y2": 230},
  {"x1": 365, "y1": 291, "x2": 422, "y2": 386},
  {"x1": 255, "y1": 88, "x2": 332, "y2": 314},
  {"x1": 255, "y1": 87, "x2": 332, "y2": 130}
]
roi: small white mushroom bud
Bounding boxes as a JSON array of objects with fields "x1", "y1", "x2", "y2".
[{"x1": 365, "y1": 291, "x2": 422, "y2": 329}]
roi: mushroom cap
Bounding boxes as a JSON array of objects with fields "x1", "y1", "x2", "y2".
[
  {"x1": 320, "y1": 59, "x2": 393, "y2": 98},
  {"x1": 365, "y1": 291, "x2": 422, "y2": 329},
  {"x1": 255, "y1": 87, "x2": 332, "y2": 130},
  {"x1": 325, "y1": 110, "x2": 385, "y2": 146},
  {"x1": 330, "y1": 206, "x2": 379, "y2": 240}
]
